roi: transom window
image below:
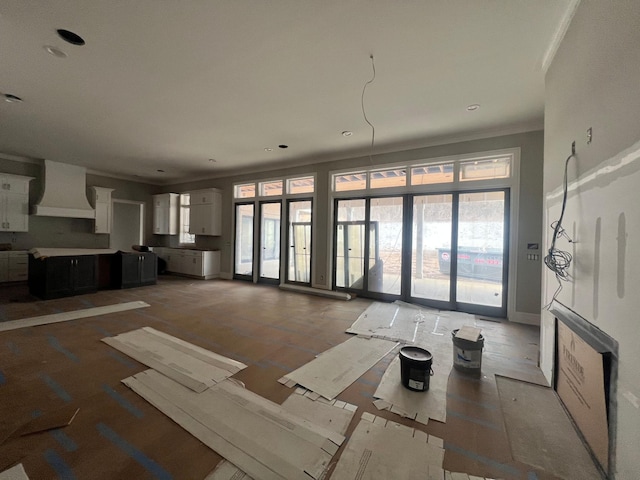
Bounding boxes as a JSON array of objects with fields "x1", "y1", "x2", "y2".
[
  {"x1": 234, "y1": 175, "x2": 315, "y2": 199},
  {"x1": 332, "y1": 152, "x2": 513, "y2": 192}
]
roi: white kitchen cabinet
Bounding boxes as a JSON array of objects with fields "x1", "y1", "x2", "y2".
[
  {"x1": 89, "y1": 187, "x2": 114, "y2": 234},
  {"x1": 153, "y1": 193, "x2": 179, "y2": 235},
  {"x1": 188, "y1": 188, "x2": 221, "y2": 236},
  {"x1": 0, "y1": 251, "x2": 28, "y2": 282},
  {"x1": 0, "y1": 174, "x2": 32, "y2": 232},
  {"x1": 151, "y1": 247, "x2": 220, "y2": 279}
]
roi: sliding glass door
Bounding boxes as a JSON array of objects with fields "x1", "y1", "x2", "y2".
[
  {"x1": 234, "y1": 203, "x2": 254, "y2": 280},
  {"x1": 334, "y1": 196, "x2": 405, "y2": 300},
  {"x1": 335, "y1": 189, "x2": 508, "y2": 317},
  {"x1": 286, "y1": 199, "x2": 312, "y2": 285},
  {"x1": 259, "y1": 201, "x2": 281, "y2": 283}
]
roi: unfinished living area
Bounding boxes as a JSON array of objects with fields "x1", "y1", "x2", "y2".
[{"x1": 0, "y1": 2, "x2": 638, "y2": 479}]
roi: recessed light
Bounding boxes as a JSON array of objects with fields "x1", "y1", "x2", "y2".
[
  {"x1": 157, "y1": 169, "x2": 165, "y2": 173},
  {"x1": 466, "y1": 104, "x2": 480, "y2": 111},
  {"x1": 278, "y1": 144, "x2": 289, "y2": 149},
  {"x1": 56, "y1": 29, "x2": 85, "y2": 46},
  {"x1": 3, "y1": 94, "x2": 23, "y2": 103},
  {"x1": 264, "y1": 148, "x2": 273, "y2": 152},
  {"x1": 342, "y1": 131, "x2": 353, "y2": 137},
  {"x1": 208, "y1": 158, "x2": 217, "y2": 163},
  {"x1": 43, "y1": 45, "x2": 67, "y2": 58}
]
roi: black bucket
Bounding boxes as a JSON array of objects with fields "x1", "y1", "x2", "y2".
[
  {"x1": 452, "y1": 329, "x2": 485, "y2": 376},
  {"x1": 399, "y1": 346, "x2": 434, "y2": 392}
]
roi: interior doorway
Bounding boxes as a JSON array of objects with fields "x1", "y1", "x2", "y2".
[{"x1": 110, "y1": 200, "x2": 144, "y2": 251}]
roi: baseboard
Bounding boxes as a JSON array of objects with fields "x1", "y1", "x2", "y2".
[
  {"x1": 509, "y1": 311, "x2": 541, "y2": 325},
  {"x1": 279, "y1": 283, "x2": 352, "y2": 300}
]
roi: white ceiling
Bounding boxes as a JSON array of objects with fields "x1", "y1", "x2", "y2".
[{"x1": 0, "y1": 1, "x2": 573, "y2": 184}]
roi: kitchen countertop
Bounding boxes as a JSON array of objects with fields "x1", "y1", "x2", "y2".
[{"x1": 30, "y1": 248, "x2": 119, "y2": 259}]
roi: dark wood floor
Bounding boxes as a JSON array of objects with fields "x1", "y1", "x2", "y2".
[{"x1": 0, "y1": 277, "x2": 561, "y2": 479}]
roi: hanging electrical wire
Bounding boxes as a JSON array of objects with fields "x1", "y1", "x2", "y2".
[
  {"x1": 543, "y1": 152, "x2": 575, "y2": 308},
  {"x1": 361, "y1": 54, "x2": 376, "y2": 164}
]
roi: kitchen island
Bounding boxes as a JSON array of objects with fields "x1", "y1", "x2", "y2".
[{"x1": 28, "y1": 248, "x2": 157, "y2": 299}]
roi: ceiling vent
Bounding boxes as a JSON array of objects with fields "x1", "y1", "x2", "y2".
[{"x1": 32, "y1": 160, "x2": 95, "y2": 218}]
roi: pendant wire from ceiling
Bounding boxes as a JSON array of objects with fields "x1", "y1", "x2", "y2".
[{"x1": 361, "y1": 55, "x2": 376, "y2": 165}]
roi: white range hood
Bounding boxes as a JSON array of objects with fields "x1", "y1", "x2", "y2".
[{"x1": 32, "y1": 160, "x2": 95, "y2": 219}]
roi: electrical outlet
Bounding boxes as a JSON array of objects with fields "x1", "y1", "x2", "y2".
[
  {"x1": 587, "y1": 127, "x2": 593, "y2": 144},
  {"x1": 320, "y1": 275, "x2": 324, "y2": 282},
  {"x1": 571, "y1": 141, "x2": 576, "y2": 155}
]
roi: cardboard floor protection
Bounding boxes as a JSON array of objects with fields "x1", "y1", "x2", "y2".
[
  {"x1": 207, "y1": 388, "x2": 358, "y2": 480},
  {"x1": 103, "y1": 326, "x2": 247, "y2": 392},
  {"x1": 330, "y1": 413, "x2": 445, "y2": 480},
  {"x1": 0, "y1": 301, "x2": 150, "y2": 332},
  {"x1": 278, "y1": 336, "x2": 397, "y2": 400},
  {"x1": 372, "y1": 312, "x2": 454, "y2": 425},
  {"x1": 124, "y1": 370, "x2": 344, "y2": 480},
  {"x1": 0, "y1": 464, "x2": 29, "y2": 480},
  {"x1": 496, "y1": 375, "x2": 602, "y2": 480},
  {"x1": 347, "y1": 301, "x2": 439, "y2": 343}
]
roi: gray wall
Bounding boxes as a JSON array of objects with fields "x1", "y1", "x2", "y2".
[
  {"x1": 165, "y1": 130, "x2": 545, "y2": 315},
  {"x1": 541, "y1": 1, "x2": 640, "y2": 477},
  {"x1": 0, "y1": 158, "x2": 156, "y2": 250}
]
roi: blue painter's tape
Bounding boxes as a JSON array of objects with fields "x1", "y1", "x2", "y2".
[
  {"x1": 91, "y1": 325, "x2": 113, "y2": 337},
  {"x1": 106, "y1": 350, "x2": 138, "y2": 369},
  {"x1": 96, "y1": 423, "x2": 173, "y2": 480},
  {"x1": 79, "y1": 298, "x2": 94, "y2": 308},
  {"x1": 44, "y1": 449, "x2": 77, "y2": 480},
  {"x1": 444, "y1": 441, "x2": 521, "y2": 477},
  {"x1": 446, "y1": 409, "x2": 502, "y2": 431},
  {"x1": 47, "y1": 335, "x2": 80, "y2": 363},
  {"x1": 39, "y1": 373, "x2": 72, "y2": 403},
  {"x1": 0, "y1": 370, "x2": 5, "y2": 386},
  {"x1": 356, "y1": 377, "x2": 380, "y2": 387},
  {"x1": 102, "y1": 384, "x2": 144, "y2": 419},
  {"x1": 359, "y1": 390, "x2": 374, "y2": 399},
  {"x1": 31, "y1": 409, "x2": 44, "y2": 418},
  {"x1": 6, "y1": 340, "x2": 20, "y2": 355},
  {"x1": 50, "y1": 429, "x2": 79, "y2": 452},
  {"x1": 528, "y1": 471, "x2": 539, "y2": 480}
]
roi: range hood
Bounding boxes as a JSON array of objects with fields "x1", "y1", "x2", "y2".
[{"x1": 32, "y1": 160, "x2": 95, "y2": 219}]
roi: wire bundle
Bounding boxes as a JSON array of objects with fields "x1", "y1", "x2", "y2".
[{"x1": 543, "y1": 153, "x2": 575, "y2": 307}]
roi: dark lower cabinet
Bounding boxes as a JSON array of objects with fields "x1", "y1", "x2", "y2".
[
  {"x1": 113, "y1": 252, "x2": 157, "y2": 289},
  {"x1": 29, "y1": 255, "x2": 98, "y2": 299}
]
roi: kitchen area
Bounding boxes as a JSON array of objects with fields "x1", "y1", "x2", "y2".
[{"x1": 0, "y1": 158, "x2": 223, "y2": 301}]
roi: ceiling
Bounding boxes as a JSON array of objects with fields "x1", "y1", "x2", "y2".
[{"x1": 0, "y1": 1, "x2": 574, "y2": 184}]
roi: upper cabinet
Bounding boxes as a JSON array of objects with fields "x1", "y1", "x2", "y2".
[
  {"x1": 188, "y1": 188, "x2": 222, "y2": 236},
  {"x1": 0, "y1": 174, "x2": 33, "y2": 232},
  {"x1": 153, "y1": 193, "x2": 179, "y2": 235},
  {"x1": 89, "y1": 187, "x2": 114, "y2": 234}
]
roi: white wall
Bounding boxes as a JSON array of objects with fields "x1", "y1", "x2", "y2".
[{"x1": 542, "y1": 1, "x2": 640, "y2": 477}]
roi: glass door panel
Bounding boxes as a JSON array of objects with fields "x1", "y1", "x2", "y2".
[
  {"x1": 259, "y1": 202, "x2": 281, "y2": 282},
  {"x1": 456, "y1": 191, "x2": 506, "y2": 308},
  {"x1": 234, "y1": 203, "x2": 254, "y2": 278},
  {"x1": 335, "y1": 199, "x2": 365, "y2": 289},
  {"x1": 411, "y1": 194, "x2": 453, "y2": 302},
  {"x1": 368, "y1": 197, "x2": 403, "y2": 295},
  {"x1": 287, "y1": 200, "x2": 312, "y2": 284}
]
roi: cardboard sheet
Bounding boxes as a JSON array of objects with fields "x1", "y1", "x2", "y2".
[
  {"x1": 207, "y1": 388, "x2": 357, "y2": 480},
  {"x1": 496, "y1": 375, "x2": 601, "y2": 480},
  {"x1": 0, "y1": 301, "x2": 150, "y2": 332},
  {"x1": 103, "y1": 326, "x2": 247, "y2": 392},
  {"x1": 346, "y1": 302, "x2": 440, "y2": 343},
  {"x1": 373, "y1": 325, "x2": 453, "y2": 424},
  {"x1": 278, "y1": 336, "x2": 397, "y2": 400},
  {"x1": 556, "y1": 321, "x2": 609, "y2": 469},
  {"x1": 330, "y1": 414, "x2": 444, "y2": 480},
  {"x1": 0, "y1": 464, "x2": 29, "y2": 480},
  {"x1": 124, "y1": 370, "x2": 343, "y2": 480}
]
